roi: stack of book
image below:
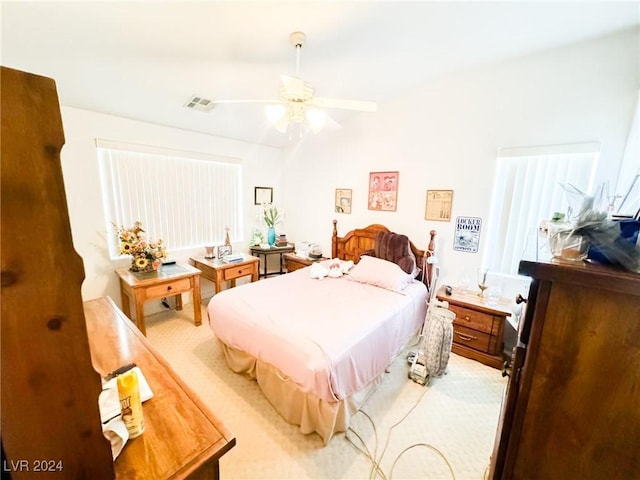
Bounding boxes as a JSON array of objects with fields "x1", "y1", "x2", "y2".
[
  {"x1": 276, "y1": 234, "x2": 288, "y2": 247},
  {"x1": 222, "y1": 253, "x2": 244, "y2": 263}
]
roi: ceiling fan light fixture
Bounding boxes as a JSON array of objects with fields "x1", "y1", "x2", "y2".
[
  {"x1": 265, "y1": 104, "x2": 286, "y2": 123},
  {"x1": 209, "y1": 31, "x2": 376, "y2": 139},
  {"x1": 306, "y1": 108, "x2": 327, "y2": 133}
]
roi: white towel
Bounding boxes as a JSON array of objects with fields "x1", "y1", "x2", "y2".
[{"x1": 98, "y1": 367, "x2": 153, "y2": 459}]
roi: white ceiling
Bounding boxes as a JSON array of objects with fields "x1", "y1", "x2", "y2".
[{"x1": 2, "y1": 1, "x2": 638, "y2": 148}]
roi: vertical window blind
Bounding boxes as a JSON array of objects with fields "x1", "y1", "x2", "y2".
[
  {"x1": 485, "y1": 142, "x2": 599, "y2": 274},
  {"x1": 97, "y1": 141, "x2": 243, "y2": 258}
]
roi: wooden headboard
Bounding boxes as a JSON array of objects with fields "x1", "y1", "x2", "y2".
[{"x1": 330, "y1": 220, "x2": 437, "y2": 287}]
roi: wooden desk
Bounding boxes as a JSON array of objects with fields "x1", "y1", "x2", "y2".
[
  {"x1": 283, "y1": 253, "x2": 329, "y2": 273},
  {"x1": 189, "y1": 255, "x2": 259, "y2": 293},
  {"x1": 116, "y1": 263, "x2": 201, "y2": 335},
  {"x1": 249, "y1": 244, "x2": 294, "y2": 278},
  {"x1": 84, "y1": 297, "x2": 235, "y2": 479}
]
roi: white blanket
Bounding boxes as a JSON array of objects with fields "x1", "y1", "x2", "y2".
[{"x1": 207, "y1": 267, "x2": 427, "y2": 402}]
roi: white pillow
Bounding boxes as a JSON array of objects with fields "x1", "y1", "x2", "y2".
[{"x1": 347, "y1": 255, "x2": 413, "y2": 293}]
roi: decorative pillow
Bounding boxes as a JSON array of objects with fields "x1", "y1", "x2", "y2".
[
  {"x1": 347, "y1": 255, "x2": 413, "y2": 293},
  {"x1": 373, "y1": 231, "x2": 419, "y2": 277}
]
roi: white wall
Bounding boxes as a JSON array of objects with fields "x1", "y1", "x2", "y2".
[
  {"x1": 281, "y1": 28, "x2": 639, "y2": 289},
  {"x1": 60, "y1": 107, "x2": 282, "y2": 313}
]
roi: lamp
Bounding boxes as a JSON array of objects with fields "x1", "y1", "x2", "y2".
[{"x1": 265, "y1": 102, "x2": 327, "y2": 135}]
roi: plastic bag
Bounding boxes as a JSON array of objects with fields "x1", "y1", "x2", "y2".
[{"x1": 558, "y1": 182, "x2": 640, "y2": 272}]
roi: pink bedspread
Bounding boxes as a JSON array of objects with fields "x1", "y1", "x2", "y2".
[{"x1": 207, "y1": 267, "x2": 428, "y2": 402}]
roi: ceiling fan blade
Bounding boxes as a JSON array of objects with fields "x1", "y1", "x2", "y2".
[
  {"x1": 209, "y1": 99, "x2": 280, "y2": 105},
  {"x1": 325, "y1": 114, "x2": 342, "y2": 131},
  {"x1": 280, "y1": 75, "x2": 305, "y2": 89},
  {"x1": 310, "y1": 97, "x2": 378, "y2": 112}
]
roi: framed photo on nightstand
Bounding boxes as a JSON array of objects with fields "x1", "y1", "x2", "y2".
[{"x1": 217, "y1": 245, "x2": 232, "y2": 258}]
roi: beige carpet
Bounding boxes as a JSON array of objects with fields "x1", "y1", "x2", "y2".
[{"x1": 145, "y1": 299, "x2": 507, "y2": 480}]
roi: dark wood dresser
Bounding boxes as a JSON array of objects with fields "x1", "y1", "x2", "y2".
[
  {"x1": 436, "y1": 286, "x2": 511, "y2": 369},
  {"x1": 489, "y1": 259, "x2": 640, "y2": 479}
]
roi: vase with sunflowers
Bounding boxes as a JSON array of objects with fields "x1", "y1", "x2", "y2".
[
  {"x1": 260, "y1": 203, "x2": 284, "y2": 246},
  {"x1": 114, "y1": 221, "x2": 168, "y2": 272}
]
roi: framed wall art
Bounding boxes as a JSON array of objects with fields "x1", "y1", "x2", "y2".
[
  {"x1": 335, "y1": 188, "x2": 352, "y2": 214},
  {"x1": 368, "y1": 171, "x2": 399, "y2": 212},
  {"x1": 425, "y1": 190, "x2": 454, "y2": 221},
  {"x1": 254, "y1": 186, "x2": 273, "y2": 205},
  {"x1": 453, "y1": 216, "x2": 482, "y2": 253}
]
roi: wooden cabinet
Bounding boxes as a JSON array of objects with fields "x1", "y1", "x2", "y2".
[
  {"x1": 1, "y1": 66, "x2": 114, "y2": 478},
  {"x1": 283, "y1": 253, "x2": 329, "y2": 273},
  {"x1": 489, "y1": 259, "x2": 640, "y2": 479},
  {"x1": 436, "y1": 286, "x2": 511, "y2": 369}
]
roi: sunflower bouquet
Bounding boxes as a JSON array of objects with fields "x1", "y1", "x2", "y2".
[{"x1": 114, "y1": 221, "x2": 167, "y2": 272}]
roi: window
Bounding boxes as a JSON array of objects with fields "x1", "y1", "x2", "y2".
[
  {"x1": 97, "y1": 140, "x2": 243, "y2": 258},
  {"x1": 485, "y1": 142, "x2": 599, "y2": 274}
]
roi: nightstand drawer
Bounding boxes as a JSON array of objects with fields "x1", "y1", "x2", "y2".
[
  {"x1": 224, "y1": 264, "x2": 255, "y2": 281},
  {"x1": 146, "y1": 278, "x2": 191, "y2": 298},
  {"x1": 449, "y1": 304, "x2": 497, "y2": 335},
  {"x1": 453, "y1": 324, "x2": 492, "y2": 353}
]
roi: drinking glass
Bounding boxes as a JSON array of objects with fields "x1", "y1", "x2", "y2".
[{"x1": 477, "y1": 268, "x2": 489, "y2": 297}]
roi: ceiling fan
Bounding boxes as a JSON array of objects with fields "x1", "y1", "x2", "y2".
[{"x1": 210, "y1": 31, "x2": 377, "y2": 135}]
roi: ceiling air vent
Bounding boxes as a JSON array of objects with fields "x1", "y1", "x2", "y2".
[{"x1": 183, "y1": 94, "x2": 215, "y2": 112}]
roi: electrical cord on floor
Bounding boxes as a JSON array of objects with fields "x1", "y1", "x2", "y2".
[
  {"x1": 345, "y1": 376, "x2": 456, "y2": 480},
  {"x1": 345, "y1": 411, "x2": 386, "y2": 480},
  {"x1": 388, "y1": 443, "x2": 456, "y2": 480}
]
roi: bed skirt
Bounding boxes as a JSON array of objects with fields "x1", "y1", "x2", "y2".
[{"x1": 218, "y1": 340, "x2": 385, "y2": 444}]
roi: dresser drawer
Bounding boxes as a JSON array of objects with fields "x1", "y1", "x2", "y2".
[
  {"x1": 449, "y1": 304, "x2": 498, "y2": 335},
  {"x1": 453, "y1": 324, "x2": 493, "y2": 353},
  {"x1": 146, "y1": 278, "x2": 191, "y2": 298},
  {"x1": 223, "y1": 263, "x2": 255, "y2": 280}
]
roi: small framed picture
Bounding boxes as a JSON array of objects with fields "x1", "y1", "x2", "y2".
[
  {"x1": 425, "y1": 190, "x2": 454, "y2": 221},
  {"x1": 453, "y1": 216, "x2": 482, "y2": 253},
  {"x1": 368, "y1": 171, "x2": 399, "y2": 212},
  {"x1": 254, "y1": 186, "x2": 273, "y2": 205},
  {"x1": 217, "y1": 245, "x2": 232, "y2": 258},
  {"x1": 335, "y1": 188, "x2": 352, "y2": 214}
]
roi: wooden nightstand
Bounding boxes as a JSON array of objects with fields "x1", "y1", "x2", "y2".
[
  {"x1": 115, "y1": 263, "x2": 202, "y2": 336},
  {"x1": 436, "y1": 285, "x2": 511, "y2": 369},
  {"x1": 190, "y1": 255, "x2": 259, "y2": 293},
  {"x1": 283, "y1": 253, "x2": 329, "y2": 272}
]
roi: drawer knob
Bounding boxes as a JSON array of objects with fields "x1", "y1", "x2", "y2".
[
  {"x1": 167, "y1": 286, "x2": 173, "y2": 291},
  {"x1": 464, "y1": 315, "x2": 471, "y2": 321}
]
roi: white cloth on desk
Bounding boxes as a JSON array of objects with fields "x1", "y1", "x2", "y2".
[{"x1": 98, "y1": 367, "x2": 153, "y2": 460}]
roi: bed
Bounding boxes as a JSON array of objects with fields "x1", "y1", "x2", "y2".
[{"x1": 207, "y1": 221, "x2": 437, "y2": 443}]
